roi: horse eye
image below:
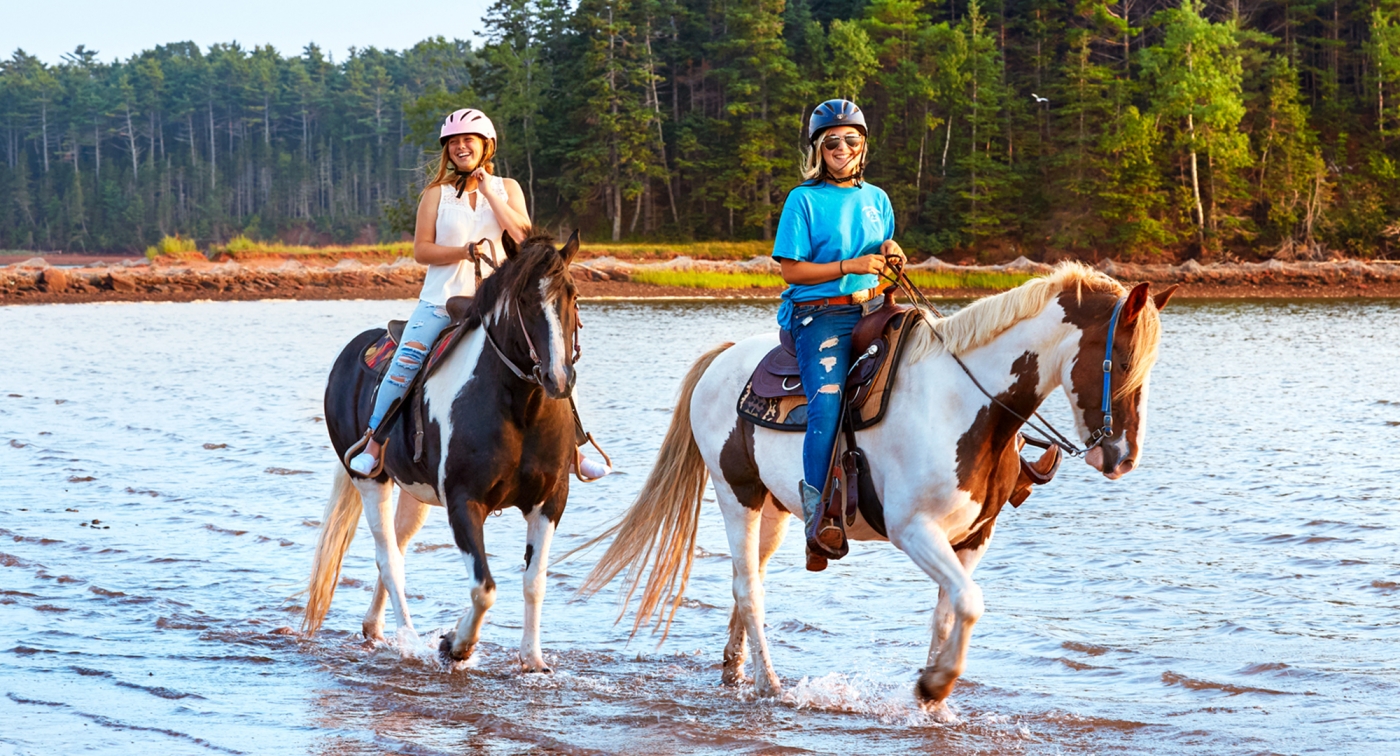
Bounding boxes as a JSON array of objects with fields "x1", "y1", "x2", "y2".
[{"x1": 1119, "y1": 362, "x2": 1128, "y2": 372}]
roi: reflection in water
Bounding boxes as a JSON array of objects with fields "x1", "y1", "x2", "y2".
[{"x1": 1, "y1": 297, "x2": 1398, "y2": 753}]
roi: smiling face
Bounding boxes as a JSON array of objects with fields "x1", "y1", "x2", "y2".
[
  {"x1": 818, "y1": 125, "x2": 865, "y2": 179},
  {"x1": 444, "y1": 134, "x2": 487, "y2": 174}
]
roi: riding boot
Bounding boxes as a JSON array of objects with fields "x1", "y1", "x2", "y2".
[{"x1": 801, "y1": 480, "x2": 843, "y2": 571}]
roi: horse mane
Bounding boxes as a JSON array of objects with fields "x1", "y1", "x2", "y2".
[
  {"x1": 470, "y1": 231, "x2": 570, "y2": 319},
  {"x1": 904, "y1": 261, "x2": 1163, "y2": 398}
]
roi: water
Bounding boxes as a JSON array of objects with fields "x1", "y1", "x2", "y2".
[{"x1": 1, "y1": 297, "x2": 1398, "y2": 755}]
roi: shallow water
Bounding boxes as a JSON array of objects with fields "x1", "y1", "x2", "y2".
[{"x1": 1, "y1": 297, "x2": 1398, "y2": 755}]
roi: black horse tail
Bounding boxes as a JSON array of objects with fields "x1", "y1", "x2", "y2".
[
  {"x1": 300, "y1": 465, "x2": 362, "y2": 634},
  {"x1": 571, "y1": 341, "x2": 733, "y2": 641}
]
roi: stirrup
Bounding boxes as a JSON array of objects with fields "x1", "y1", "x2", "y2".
[
  {"x1": 573, "y1": 432, "x2": 613, "y2": 483},
  {"x1": 342, "y1": 430, "x2": 384, "y2": 478}
]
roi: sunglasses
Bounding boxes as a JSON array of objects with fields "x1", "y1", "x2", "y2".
[{"x1": 821, "y1": 134, "x2": 864, "y2": 150}]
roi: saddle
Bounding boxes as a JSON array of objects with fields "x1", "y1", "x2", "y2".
[{"x1": 736, "y1": 289, "x2": 916, "y2": 432}]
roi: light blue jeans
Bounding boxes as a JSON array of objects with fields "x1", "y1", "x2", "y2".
[{"x1": 368, "y1": 299, "x2": 453, "y2": 432}]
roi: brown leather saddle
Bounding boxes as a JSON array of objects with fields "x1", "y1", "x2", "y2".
[{"x1": 737, "y1": 289, "x2": 916, "y2": 432}]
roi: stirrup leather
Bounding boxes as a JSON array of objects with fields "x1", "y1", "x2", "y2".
[{"x1": 342, "y1": 430, "x2": 384, "y2": 478}]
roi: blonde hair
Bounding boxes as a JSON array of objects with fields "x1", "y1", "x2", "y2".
[
  {"x1": 427, "y1": 136, "x2": 496, "y2": 189},
  {"x1": 904, "y1": 262, "x2": 1163, "y2": 398}
]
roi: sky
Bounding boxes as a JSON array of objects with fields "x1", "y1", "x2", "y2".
[{"x1": 4, "y1": 0, "x2": 495, "y2": 64}]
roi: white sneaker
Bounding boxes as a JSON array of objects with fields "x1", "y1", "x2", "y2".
[
  {"x1": 349, "y1": 451, "x2": 378, "y2": 476},
  {"x1": 577, "y1": 454, "x2": 611, "y2": 480}
]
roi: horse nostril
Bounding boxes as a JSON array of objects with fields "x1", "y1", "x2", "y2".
[{"x1": 1115, "y1": 458, "x2": 1136, "y2": 475}]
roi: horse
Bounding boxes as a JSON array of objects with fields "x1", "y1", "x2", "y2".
[
  {"x1": 301, "y1": 230, "x2": 582, "y2": 673},
  {"x1": 574, "y1": 262, "x2": 1176, "y2": 707}
]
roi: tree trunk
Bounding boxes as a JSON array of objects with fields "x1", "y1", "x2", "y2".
[
  {"x1": 209, "y1": 102, "x2": 217, "y2": 190},
  {"x1": 41, "y1": 101, "x2": 50, "y2": 174},
  {"x1": 1187, "y1": 113, "x2": 1205, "y2": 238},
  {"x1": 94, "y1": 115, "x2": 101, "y2": 180},
  {"x1": 125, "y1": 104, "x2": 139, "y2": 179}
]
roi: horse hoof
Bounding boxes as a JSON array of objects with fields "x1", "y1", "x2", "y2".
[
  {"x1": 914, "y1": 667, "x2": 956, "y2": 704},
  {"x1": 721, "y1": 671, "x2": 751, "y2": 687},
  {"x1": 437, "y1": 632, "x2": 465, "y2": 668}
]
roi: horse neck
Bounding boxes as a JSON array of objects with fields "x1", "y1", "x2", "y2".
[{"x1": 941, "y1": 302, "x2": 1078, "y2": 421}]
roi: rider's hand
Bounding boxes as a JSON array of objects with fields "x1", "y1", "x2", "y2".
[
  {"x1": 881, "y1": 239, "x2": 906, "y2": 268},
  {"x1": 471, "y1": 166, "x2": 491, "y2": 186},
  {"x1": 842, "y1": 254, "x2": 887, "y2": 276}
]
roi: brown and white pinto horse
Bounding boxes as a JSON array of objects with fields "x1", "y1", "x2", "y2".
[{"x1": 576, "y1": 263, "x2": 1175, "y2": 709}]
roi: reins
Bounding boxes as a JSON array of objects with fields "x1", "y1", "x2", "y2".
[{"x1": 879, "y1": 261, "x2": 1123, "y2": 458}]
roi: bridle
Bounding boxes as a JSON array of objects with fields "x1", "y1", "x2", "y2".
[
  {"x1": 473, "y1": 239, "x2": 582, "y2": 387},
  {"x1": 883, "y1": 262, "x2": 1126, "y2": 458}
]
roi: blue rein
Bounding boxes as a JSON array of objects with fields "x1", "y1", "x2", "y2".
[{"x1": 1088, "y1": 296, "x2": 1127, "y2": 448}]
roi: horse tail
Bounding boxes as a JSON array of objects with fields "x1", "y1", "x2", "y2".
[
  {"x1": 301, "y1": 465, "x2": 363, "y2": 635},
  {"x1": 573, "y1": 341, "x2": 733, "y2": 641}
]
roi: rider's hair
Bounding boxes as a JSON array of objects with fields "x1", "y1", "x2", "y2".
[
  {"x1": 799, "y1": 127, "x2": 867, "y2": 187},
  {"x1": 427, "y1": 136, "x2": 496, "y2": 190}
]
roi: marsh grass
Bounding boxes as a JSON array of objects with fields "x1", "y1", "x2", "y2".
[
  {"x1": 217, "y1": 236, "x2": 413, "y2": 261},
  {"x1": 903, "y1": 270, "x2": 1038, "y2": 290},
  {"x1": 628, "y1": 269, "x2": 1039, "y2": 291},
  {"x1": 628, "y1": 270, "x2": 786, "y2": 289},
  {"x1": 580, "y1": 241, "x2": 772, "y2": 260}
]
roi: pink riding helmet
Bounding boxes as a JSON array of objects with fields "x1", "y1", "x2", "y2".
[{"x1": 440, "y1": 108, "x2": 496, "y2": 145}]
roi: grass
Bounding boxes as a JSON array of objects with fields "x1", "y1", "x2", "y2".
[
  {"x1": 579, "y1": 240, "x2": 773, "y2": 261},
  {"x1": 628, "y1": 270, "x2": 787, "y2": 289},
  {"x1": 627, "y1": 268, "x2": 1040, "y2": 291},
  {"x1": 904, "y1": 270, "x2": 1038, "y2": 290},
  {"x1": 145, "y1": 235, "x2": 202, "y2": 261},
  {"x1": 216, "y1": 236, "x2": 413, "y2": 261}
]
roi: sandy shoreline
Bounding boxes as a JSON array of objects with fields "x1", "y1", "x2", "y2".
[{"x1": 4, "y1": 254, "x2": 1399, "y2": 305}]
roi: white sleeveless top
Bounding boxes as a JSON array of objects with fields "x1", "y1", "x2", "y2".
[{"x1": 419, "y1": 175, "x2": 509, "y2": 305}]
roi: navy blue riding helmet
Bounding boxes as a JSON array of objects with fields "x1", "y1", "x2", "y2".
[
  {"x1": 807, "y1": 99, "x2": 868, "y2": 143},
  {"x1": 804, "y1": 99, "x2": 869, "y2": 186}
]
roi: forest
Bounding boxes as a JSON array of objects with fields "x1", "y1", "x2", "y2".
[{"x1": 4, "y1": 0, "x2": 1400, "y2": 260}]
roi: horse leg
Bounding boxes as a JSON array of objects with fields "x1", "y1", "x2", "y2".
[
  {"x1": 353, "y1": 478, "x2": 418, "y2": 646},
  {"x1": 718, "y1": 495, "x2": 782, "y2": 697},
  {"x1": 439, "y1": 499, "x2": 494, "y2": 666},
  {"x1": 363, "y1": 489, "x2": 430, "y2": 642},
  {"x1": 518, "y1": 491, "x2": 563, "y2": 673},
  {"x1": 723, "y1": 498, "x2": 789, "y2": 686},
  {"x1": 927, "y1": 538, "x2": 990, "y2": 667},
  {"x1": 891, "y1": 518, "x2": 984, "y2": 707}
]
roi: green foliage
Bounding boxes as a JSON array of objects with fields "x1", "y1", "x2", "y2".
[
  {"x1": 628, "y1": 270, "x2": 785, "y2": 288},
  {"x1": 6, "y1": 2, "x2": 1400, "y2": 258},
  {"x1": 904, "y1": 270, "x2": 1037, "y2": 290},
  {"x1": 144, "y1": 234, "x2": 199, "y2": 259}
]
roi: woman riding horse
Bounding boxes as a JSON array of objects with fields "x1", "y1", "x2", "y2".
[
  {"x1": 774, "y1": 98, "x2": 905, "y2": 570},
  {"x1": 346, "y1": 108, "x2": 608, "y2": 481}
]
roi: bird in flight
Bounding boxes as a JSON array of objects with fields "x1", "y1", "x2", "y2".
[{"x1": 1031, "y1": 93, "x2": 1049, "y2": 104}]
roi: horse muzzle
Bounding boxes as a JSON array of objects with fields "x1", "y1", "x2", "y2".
[
  {"x1": 1085, "y1": 440, "x2": 1137, "y2": 480},
  {"x1": 537, "y1": 364, "x2": 575, "y2": 400}
]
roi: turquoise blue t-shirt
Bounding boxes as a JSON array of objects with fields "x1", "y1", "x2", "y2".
[{"x1": 772, "y1": 181, "x2": 896, "y2": 329}]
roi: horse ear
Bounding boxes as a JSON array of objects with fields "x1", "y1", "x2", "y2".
[
  {"x1": 1152, "y1": 284, "x2": 1179, "y2": 312},
  {"x1": 560, "y1": 229, "x2": 580, "y2": 265},
  {"x1": 501, "y1": 232, "x2": 519, "y2": 260},
  {"x1": 1121, "y1": 282, "x2": 1151, "y2": 324}
]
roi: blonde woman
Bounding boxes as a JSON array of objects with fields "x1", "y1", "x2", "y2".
[
  {"x1": 348, "y1": 109, "x2": 609, "y2": 480},
  {"x1": 773, "y1": 99, "x2": 905, "y2": 570}
]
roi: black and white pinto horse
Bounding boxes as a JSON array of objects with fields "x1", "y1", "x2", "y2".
[
  {"x1": 302, "y1": 231, "x2": 581, "y2": 672},
  {"x1": 575, "y1": 263, "x2": 1175, "y2": 709}
]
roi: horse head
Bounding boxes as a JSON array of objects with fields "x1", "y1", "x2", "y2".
[
  {"x1": 1061, "y1": 281, "x2": 1177, "y2": 480},
  {"x1": 480, "y1": 229, "x2": 581, "y2": 400}
]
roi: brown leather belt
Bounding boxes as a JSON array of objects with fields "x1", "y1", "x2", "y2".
[{"x1": 794, "y1": 288, "x2": 874, "y2": 307}]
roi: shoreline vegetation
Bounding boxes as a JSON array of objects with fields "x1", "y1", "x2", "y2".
[
  {"x1": 12, "y1": 3, "x2": 1400, "y2": 264},
  {"x1": 4, "y1": 245, "x2": 1399, "y2": 305}
]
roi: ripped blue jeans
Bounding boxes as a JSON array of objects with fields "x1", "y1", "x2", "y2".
[
  {"x1": 367, "y1": 299, "x2": 453, "y2": 432},
  {"x1": 789, "y1": 304, "x2": 863, "y2": 489}
]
